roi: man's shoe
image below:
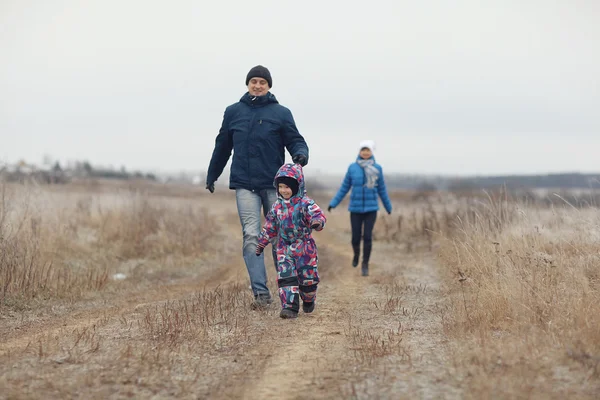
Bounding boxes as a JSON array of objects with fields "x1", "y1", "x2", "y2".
[
  {"x1": 280, "y1": 308, "x2": 299, "y2": 319},
  {"x1": 302, "y1": 301, "x2": 315, "y2": 313},
  {"x1": 251, "y1": 294, "x2": 273, "y2": 310},
  {"x1": 352, "y1": 254, "x2": 359, "y2": 267}
]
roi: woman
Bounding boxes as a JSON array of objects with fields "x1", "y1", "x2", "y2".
[{"x1": 328, "y1": 140, "x2": 392, "y2": 276}]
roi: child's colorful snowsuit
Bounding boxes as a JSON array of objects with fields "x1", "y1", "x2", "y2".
[{"x1": 257, "y1": 163, "x2": 326, "y2": 312}]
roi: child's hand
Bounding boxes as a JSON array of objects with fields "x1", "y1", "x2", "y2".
[
  {"x1": 310, "y1": 222, "x2": 322, "y2": 230},
  {"x1": 255, "y1": 244, "x2": 265, "y2": 256}
]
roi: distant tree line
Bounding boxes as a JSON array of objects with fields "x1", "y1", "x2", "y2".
[
  {"x1": 1, "y1": 160, "x2": 157, "y2": 184},
  {"x1": 71, "y1": 161, "x2": 157, "y2": 181},
  {"x1": 384, "y1": 173, "x2": 600, "y2": 191}
]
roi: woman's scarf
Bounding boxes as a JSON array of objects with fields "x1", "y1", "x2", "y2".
[{"x1": 357, "y1": 158, "x2": 379, "y2": 189}]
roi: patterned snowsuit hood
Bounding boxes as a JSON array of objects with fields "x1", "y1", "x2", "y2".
[{"x1": 274, "y1": 163, "x2": 306, "y2": 200}]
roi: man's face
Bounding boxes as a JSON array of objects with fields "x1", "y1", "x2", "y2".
[{"x1": 247, "y1": 77, "x2": 270, "y2": 96}]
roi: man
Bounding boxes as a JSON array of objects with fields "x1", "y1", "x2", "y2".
[{"x1": 206, "y1": 65, "x2": 309, "y2": 309}]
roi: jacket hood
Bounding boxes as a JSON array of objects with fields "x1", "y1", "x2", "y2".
[
  {"x1": 240, "y1": 92, "x2": 279, "y2": 107},
  {"x1": 274, "y1": 163, "x2": 305, "y2": 199}
]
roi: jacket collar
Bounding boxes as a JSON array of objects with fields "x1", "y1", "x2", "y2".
[{"x1": 240, "y1": 92, "x2": 278, "y2": 107}]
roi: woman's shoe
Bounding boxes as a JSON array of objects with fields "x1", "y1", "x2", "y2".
[{"x1": 352, "y1": 246, "x2": 360, "y2": 267}]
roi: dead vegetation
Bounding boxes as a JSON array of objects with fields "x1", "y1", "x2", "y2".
[
  {"x1": 140, "y1": 283, "x2": 254, "y2": 348},
  {"x1": 2, "y1": 181, "x2": 599, "y2": 398},
  {"x1": 330, "y1": 186, "x2": 600, "y2": 398},
  {"x1": 0, "y1": 181, "x2": 217, "y2": 307},
  {"x1": 436, "y1": 191, "x2": 600, "y2": 398},
  {"x1": 0, "y1": 282, "x2": 268, "y2": 399}
]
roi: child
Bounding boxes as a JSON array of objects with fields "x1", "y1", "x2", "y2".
[{"x1": 255, "y1": 163, "x2": 326, "y2": 319}]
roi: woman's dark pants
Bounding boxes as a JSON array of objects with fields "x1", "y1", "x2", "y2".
[{"x1": 350, "y1": 211, "x2": 377, "y2": 266}]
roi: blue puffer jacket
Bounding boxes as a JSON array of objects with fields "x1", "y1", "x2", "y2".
[
  {"x1": 207, "y1": 92, "x2": 309, "y2": 191},
  {"x1": 329, "y1": 156, "x2": 393, "y2": 214}
]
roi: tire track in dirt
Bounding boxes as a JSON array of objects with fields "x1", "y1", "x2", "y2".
[
  {"x1": 240, "y1": 241, "x2": 363, "y2": 399},
  {"x1": 236, "y1": 220, "x2": 389, "y2": 399},
  {"x1": 0, "y1": 215, "x2": 245, "y2": 358},
  {"x1": 0, "y1": 261, "x2": 241, "y2": 358}
]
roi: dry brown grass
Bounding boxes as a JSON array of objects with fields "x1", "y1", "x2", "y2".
[
  {"x1": 0, "y1": 281, "x2": 266, "y2": 399},
  {"x1": 345, "y1": 322, "x2": 407, "y2": 366},
  {"x1": 0, "y1": 180, "x2": 217, "y2": 307},
  {"x1": 140, "y1": 283, "x2": 254, "y2": 349},
  {"x1": 4, "y1": 182, "x2": 599, "y2": 398},
  {"x1": 267, "y1": 188, "x2": 600, "y2": 398},
  {"x1": 373, "y1": 194, "x2": 491, "y2": 252},
  {"x1": 437, "y1": 193, "x2": 600, "y2": 398}
]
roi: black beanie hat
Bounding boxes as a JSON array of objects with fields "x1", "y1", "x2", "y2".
[
  {"x1": 246, "y1": 65, "x2": 272, "y2": 88},
  {"x1": 276, "y1": 176, "x2": 299, "y2": 197}
]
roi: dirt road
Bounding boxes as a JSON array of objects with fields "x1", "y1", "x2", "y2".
[{"x1": 0, "y1": 198, "x2": 461, "y2": 399}]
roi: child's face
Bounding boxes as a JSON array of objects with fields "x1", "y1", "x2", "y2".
[{"x1": 278, "y1": 183, "x2": 293, "y2": 199}]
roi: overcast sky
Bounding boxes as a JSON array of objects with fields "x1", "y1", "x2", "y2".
[{"x1": 1, "y1": 0, "x2": 599, "y2": 177}]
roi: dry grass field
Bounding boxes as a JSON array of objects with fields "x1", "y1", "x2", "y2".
[{"x1": 1, "y1": 179, "x2": 598, "y2": 399}]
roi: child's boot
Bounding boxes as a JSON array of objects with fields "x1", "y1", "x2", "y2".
[
  {"x1": 280, "y1": 308, "x2": 299, "y2": 319},
  {"x1": 302, "y1": 301, "x2": 315, "y2": 313}
]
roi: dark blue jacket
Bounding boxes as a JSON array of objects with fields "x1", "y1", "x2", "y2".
[
  {"x1": 207, "y1": 92, "x2": 309, "y2": 191},
  {"x1": 329, "y1": 156, "x2": 393, "y2": 214}
]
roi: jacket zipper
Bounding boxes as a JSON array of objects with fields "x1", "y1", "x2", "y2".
[
  {"x1": 362, "y1": 166, "x2": 366, "y2": 212},
  {"x1": 248, "y1": 107, "x2": 256, "y2": 191}
]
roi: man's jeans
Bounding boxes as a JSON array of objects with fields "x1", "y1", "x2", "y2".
[{"x1": 236, "y1": 188, "x2": 278, "y2": 297}]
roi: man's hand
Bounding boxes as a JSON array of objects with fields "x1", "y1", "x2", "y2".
[
  {"x1": 206, "y1": 182, "x2": 215, "y2": 193},
  {"x1": 292, "y1": 154, "x2": 307, "y2": 167}
]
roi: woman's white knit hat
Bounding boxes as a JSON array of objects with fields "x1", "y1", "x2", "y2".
[{"x1": 359, "y1": 140, "x2": 375, "y2": 152}]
